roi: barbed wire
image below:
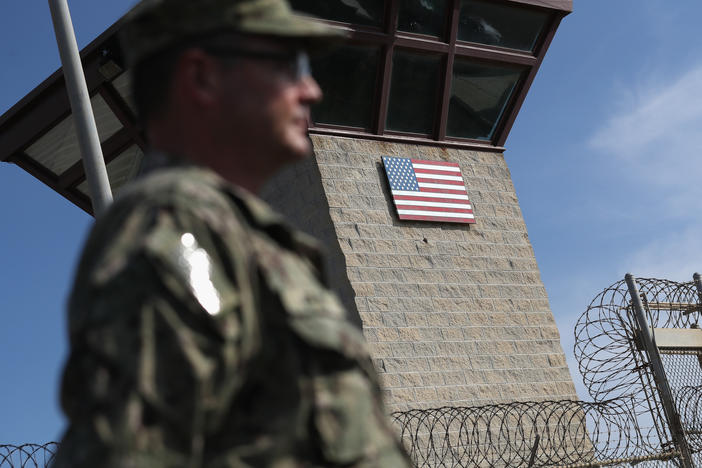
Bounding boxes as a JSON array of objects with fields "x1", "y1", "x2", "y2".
[
  {"x1": 390, "y1": 276, "x2": 702, "y2": 467},
  {"x1": 6, "y1": 277, "x2": 702, "y2": 468},
  {"x1": 391, "y1": 398, "x2": 681, "y2": 467},
  {"x1": 574, "y1": 277, "x2": 700, "y2": 411},
  {"x1": 0, "y1": 444, "x2": 57, "y2": 468}
]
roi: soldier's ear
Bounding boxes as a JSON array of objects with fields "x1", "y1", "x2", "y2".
[{"x1": 174, "y1": 48, "x2": 222, "y2": 108}]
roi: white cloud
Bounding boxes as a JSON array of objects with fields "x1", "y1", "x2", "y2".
[
  {"x1": 625, "y1": 227, "x2": 702, "y2": 282},
  {"x1": 591, "y1": 65, "x2": 702, "y2": 157},
  {"x1": 588, "y1": 64, "x2": 702, "y2": 280},
  {"x1": 589, "y1": 64, "x2": 702, "y2": 221}
]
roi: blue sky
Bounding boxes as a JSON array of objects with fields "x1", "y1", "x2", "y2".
[{"x1": 1, "y1": 0, "x2": 701, "y2": 446}]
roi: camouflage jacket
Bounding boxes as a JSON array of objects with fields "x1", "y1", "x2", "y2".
[{"x1": 53, "y1": 154, "x2": 411, "y2": 468}]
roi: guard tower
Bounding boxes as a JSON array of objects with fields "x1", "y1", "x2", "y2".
[{"x1": 0, "y1": 0, "x2": 576, "y2": 411}]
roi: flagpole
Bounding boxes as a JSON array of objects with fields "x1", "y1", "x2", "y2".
[{"x1": 48, "y1": 0, "x2": 113, "y2": 215}]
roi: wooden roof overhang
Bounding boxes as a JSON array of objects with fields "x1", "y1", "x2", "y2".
[
  {"x1": 0, "y1": 0, "x2": 571, "y2": 216},
  {"x1": 0, "y1": 19, "x2": 144, "y2": 215}
]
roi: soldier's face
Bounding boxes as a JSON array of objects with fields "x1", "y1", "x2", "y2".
[{"x1": 214, "y1": 38, "x2": 323, "y2": 167}]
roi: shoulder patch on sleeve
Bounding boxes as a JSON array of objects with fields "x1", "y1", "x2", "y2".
[
  {"x1": 144, "y1": 224, "x2": 232, "y2": 317},
  {"x1": 90, "y1": 204, "x2": 240, "y2": 319},
  {"x1": 174, "y1": 232, "x2": 221, "y2": 315}
]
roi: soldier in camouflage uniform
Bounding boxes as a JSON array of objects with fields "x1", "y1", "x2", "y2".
[{"x1": 50, "y1": 1, "x2": 412, "y2": 467}]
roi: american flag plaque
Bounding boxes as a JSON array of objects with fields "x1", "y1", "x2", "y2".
[{"x1": 382, "y1": 156, "x2": 476, "y2": 224}]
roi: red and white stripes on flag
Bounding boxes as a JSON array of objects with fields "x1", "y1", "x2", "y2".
[{"x1": 382, "y1": 156, "x2": 476, "y2": 224}]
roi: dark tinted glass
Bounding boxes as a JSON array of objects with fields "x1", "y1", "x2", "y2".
[
  {"x1": 398, "y1": 0, "x2": 448, "y2": 38},
  {"x1": 311, "y1": 46, "x2": 380, "y2": 129},
  {"x1": 386, "y1": 51, "x2": 442, "y2": 135},
  {"x1": 289, "y1": 0, "x2": 385, "y2": 28},
  {"x1": 458, "y1": 0, "x2": 549, "y2": 51},
  {"x1": 447, "y1": 60, "x2": 522, "y2": 140}
]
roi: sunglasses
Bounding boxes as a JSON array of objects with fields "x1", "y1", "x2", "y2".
[{"x1": 203, "y1": 46, "x2": 312, "y2": 81}]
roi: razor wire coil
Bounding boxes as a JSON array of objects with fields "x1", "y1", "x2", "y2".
[{"x1": 0, "y1": 444, "x2": 56, "y2": 468}]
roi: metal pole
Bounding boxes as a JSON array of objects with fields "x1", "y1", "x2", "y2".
[
  {"x1": 694, "y1": 273, "x2": 702, "y2": 303},
  {"x1": 48, "y1": 0, "x2": 112, "y2": 215},
  {"x1": 625, "y1": 273, "x2": 694, "y2": 468}
]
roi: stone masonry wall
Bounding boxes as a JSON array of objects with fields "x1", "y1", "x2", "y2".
[{"x1": 264, "y1": 134, "x2": 577, "y2": 412}]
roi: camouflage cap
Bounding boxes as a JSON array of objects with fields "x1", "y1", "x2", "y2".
[{"x1": 121, "y1": 0, "x2": 343, "y2": 66}]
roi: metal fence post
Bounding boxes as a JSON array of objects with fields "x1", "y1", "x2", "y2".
[
  {"x1": 694, "y1": 273, "x2": 702, "y2": 303},
  {"x1": 48, "y1": 0, "x2": 113, "y2": 215},
  {"x1": 625, "y1": 273, "x2": 694, "y2": 468}
]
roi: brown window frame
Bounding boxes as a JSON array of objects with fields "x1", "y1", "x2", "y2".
[
  {"x1": 0, "y1": 0, "x2": 570, "y2": 216},
  {"x1": 306, "y1": 0, "x2": 571, "y2": 151}
]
